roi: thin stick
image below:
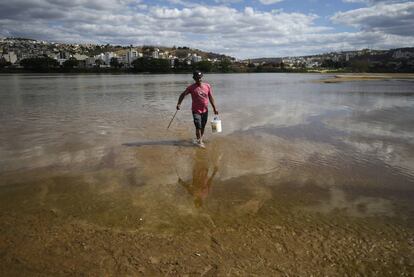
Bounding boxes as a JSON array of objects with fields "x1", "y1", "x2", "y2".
[{"x1": 167, "y1": 110, "x2": 178, "y2": 129}]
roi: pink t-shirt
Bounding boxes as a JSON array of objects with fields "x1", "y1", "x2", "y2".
[{"x1": 185, "y1": 82, "x2": 212, "y2": 114}]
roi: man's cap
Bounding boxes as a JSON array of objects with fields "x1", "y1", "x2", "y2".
[{"x1": 193, "y1": 70, "x2": 203, "y2": 79}]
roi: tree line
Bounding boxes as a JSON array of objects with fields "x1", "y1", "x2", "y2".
[
  {"x1": 2, "y1": 55, "x2": 413, "y2": 73},
  {"x1": 0, "y1": 56, "x2": 234, "y2": 73}
]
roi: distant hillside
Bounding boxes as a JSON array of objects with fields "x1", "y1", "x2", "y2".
[
  {"x1": 134, "y1": 45, "x2": 234, "y2": 61},
  {"x1": 245, "y1": 57, "x2": 282, "y2": 63},
  {"x1": 0, "y1": 37, "x2": 235, "y2": 61},
  {"x1": 244, "y1": 48, "x2": 414, "y2": 62},
  {"x1": 241, "y1": 47, "x2": 414, "y2": 73}
]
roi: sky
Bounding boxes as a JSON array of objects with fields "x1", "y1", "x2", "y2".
[{"x1": 0, "y1": 0, "x2": 413, "y2": 59}]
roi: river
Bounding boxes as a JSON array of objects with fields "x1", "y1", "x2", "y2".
[{"x1": 0, "y1": 73, "x2": 413, "y2": 275}]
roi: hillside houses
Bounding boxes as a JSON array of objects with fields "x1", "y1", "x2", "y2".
[
  {"x1": 0, "y1": 38, "x2": 227, "y2": 69},
  {"x1": 1, "y1": 37, "x2": 413, "y2": 72}
]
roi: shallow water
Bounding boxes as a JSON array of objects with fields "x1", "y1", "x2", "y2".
[{"x1": 0, "y1": 73, "x2": 413, "y2": 275}]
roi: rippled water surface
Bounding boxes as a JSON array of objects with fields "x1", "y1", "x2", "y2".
[{"x1": 0, "y1": 73, "x2": 413, "y2": 275}]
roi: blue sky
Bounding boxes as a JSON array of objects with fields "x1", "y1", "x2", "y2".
[{"x1": 0, "y1": 0, "x2": 413, "y2": 58}]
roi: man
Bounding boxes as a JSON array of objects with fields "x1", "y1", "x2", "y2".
[{"x1": 176, "y1": 71, "x2": 218, "y2": 148}]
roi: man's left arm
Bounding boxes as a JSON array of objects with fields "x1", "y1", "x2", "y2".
[{"x1": 208, "y1": 87, "x2": 219, "y2": 115}]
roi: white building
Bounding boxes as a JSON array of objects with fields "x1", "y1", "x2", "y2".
[
  {"x1": 151, "y1": 48, "x2": 159, "y2": 59},
  {"x1": 169, "y1": 55, "x2": 178, "y2": 67},
  {"x1": 93, "y1": 52, "x2": 117, "y2": 64},
  {"x1": 103, "y1": 52, "x2": 116, "y2": 64},
  {"x1": 73, "y1": 53, "x2": 88, "y2": 61},
  {"x1": 117, "y1": 54, "x2": 126, "y2": 64},
  {"x1": 159, "y1": 52, "x2": 169, "y2": 59},
  {"x1": 56, "y1": 58, "x2": 67, "y2": 66},
  {"x1": 306, "y1": 61, "x2": 320, "y2": 68},
  {"x1": 85, "y1": 57, "x2": 96, "y2": 68},
  {"x1": 127, "y1": 49, "x2": 142, "y2": 64},
  {"x1": 2, "y1": 51, "x2": 17, "y2": 64},
  {"x1": 191, "y1": 54, "x2": 202, "y2": 63},
  {"x1": 393, "y1": 49, "x2": 412, "y2": 59},
  {"x1": 345, "y1": 53, "x2": 350, "y2": 62},
  {"x1": 332, "y1": 55, "x2": 340, "y2": 62},
  {"x1": 95, "y1": 53, "x2": 105, "y2": 63}
]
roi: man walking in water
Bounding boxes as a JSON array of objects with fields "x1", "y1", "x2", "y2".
[{"x1": 176, "y1": 71, "x2": 218, "y2": 148}]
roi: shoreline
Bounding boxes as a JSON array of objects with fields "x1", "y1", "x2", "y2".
[
  {"x1": 319, "y1": 73, "x2": 414, "y2": 83},
  {"x1": 2, "y1": 69, "x2": 414, "y2": 75}
]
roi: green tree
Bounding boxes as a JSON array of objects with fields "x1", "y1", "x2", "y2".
[
  {"x1": 0, "y1": 57, "x2": 11, "y2": 68},
  {"x1": 95, "y1": 59, "x2": 103, "y2": 67},
  {"x1": 173, "y1": 58, "x2": 191, "y2": 72},
  {"x1": 132, "y1": 58, "x2": 171, "y2": 73},
  {"x1": 20, "y1": 57, "x2": 59, "y2": 72},
  {"x1": 132, "y1": 58, "x2": 149, "y2": 72},
  {"x1": 350, "y1": 59, "x2": 369, "y2": 72},
  {"x1": 321, "y1": 59, "x2": 346, "y2": 69},
  {"x1": 63, "y1": 57, "x2": 79, "y2": 69},
  {"x1": 110, "y1": 57, "x2": 120, "y2": 68},
  {"x1": 218, "y1": 58, "x2": 232, "y2": 72},
  {"x1": 193, "y1": 60, "x2": 213, "y2": 72},
  {"x1": 152, "y1": 59, "x2": 171, "y2": 72}
]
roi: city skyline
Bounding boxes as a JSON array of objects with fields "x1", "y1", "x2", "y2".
[{"x1": 0, "y1": 0, "x2": 413, "y2": 59}]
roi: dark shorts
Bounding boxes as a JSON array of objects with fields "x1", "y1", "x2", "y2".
[{"x1": 193, "y1": 111, "x2": 208, "y2": 130}]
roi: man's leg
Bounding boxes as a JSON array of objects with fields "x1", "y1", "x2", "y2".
[
  {"x1": 195, "y1": 128, "x2": 205, "y2": 148},
  {"x1": 193, "y1": 113, "x2": 202, "y2": 140},
  {"x1": 200, "y1": 111, "x2": 208, "y2": 142},
  {"x1": 192, "y1": 112, "x2": 206, "y2": 148}
]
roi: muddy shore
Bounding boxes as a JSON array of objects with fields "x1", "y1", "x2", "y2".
[
  {"x1": 319, "y1": 73, "x2": 414, "y2": 83},
  {"x1": 1, "y1": 163, "x2": 413, "y2": 276}
]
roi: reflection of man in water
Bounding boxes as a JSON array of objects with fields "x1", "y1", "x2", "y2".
[{"x1": 178, "y1": 151, "x2": 218, "y2": 208}]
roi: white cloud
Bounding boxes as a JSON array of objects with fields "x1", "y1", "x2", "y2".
[
  {"x1": 342, "y1": 0, "x2": 413, "y2": 5},
  {"x1": 215, "y1": 0, "x2": 243, "y2": 4},
  {"x1": 259, "y1": 0, "x2": 284, "y2": 4},
  {"x1": 0, "y1": 0, "x2": 414, "y2": 58},
  {"x1": 165, "y1": 0, "x2": 198, "y2": 8},
  {"x1": 332, "y1": 2, "x2": 414, "y2": 36}
]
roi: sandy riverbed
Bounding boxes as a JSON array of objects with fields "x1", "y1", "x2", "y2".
[
  {"x1": 319, "y1": 73, "x2": 414, "y2": 83},
  {"x1": 1, "y1": 73, "x2": 414, "y2": 276},
  {"x1": 1, "y1": 144, "x2": 413, "y2": 276}
]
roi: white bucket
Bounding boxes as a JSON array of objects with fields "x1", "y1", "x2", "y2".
[{"x1": 211, "y1": 116, "x2": 222, "y2": 133}]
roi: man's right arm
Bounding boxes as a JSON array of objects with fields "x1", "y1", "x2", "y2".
[{"x1": 176, "y1": 90, "x2": 188, "y2": 110}]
